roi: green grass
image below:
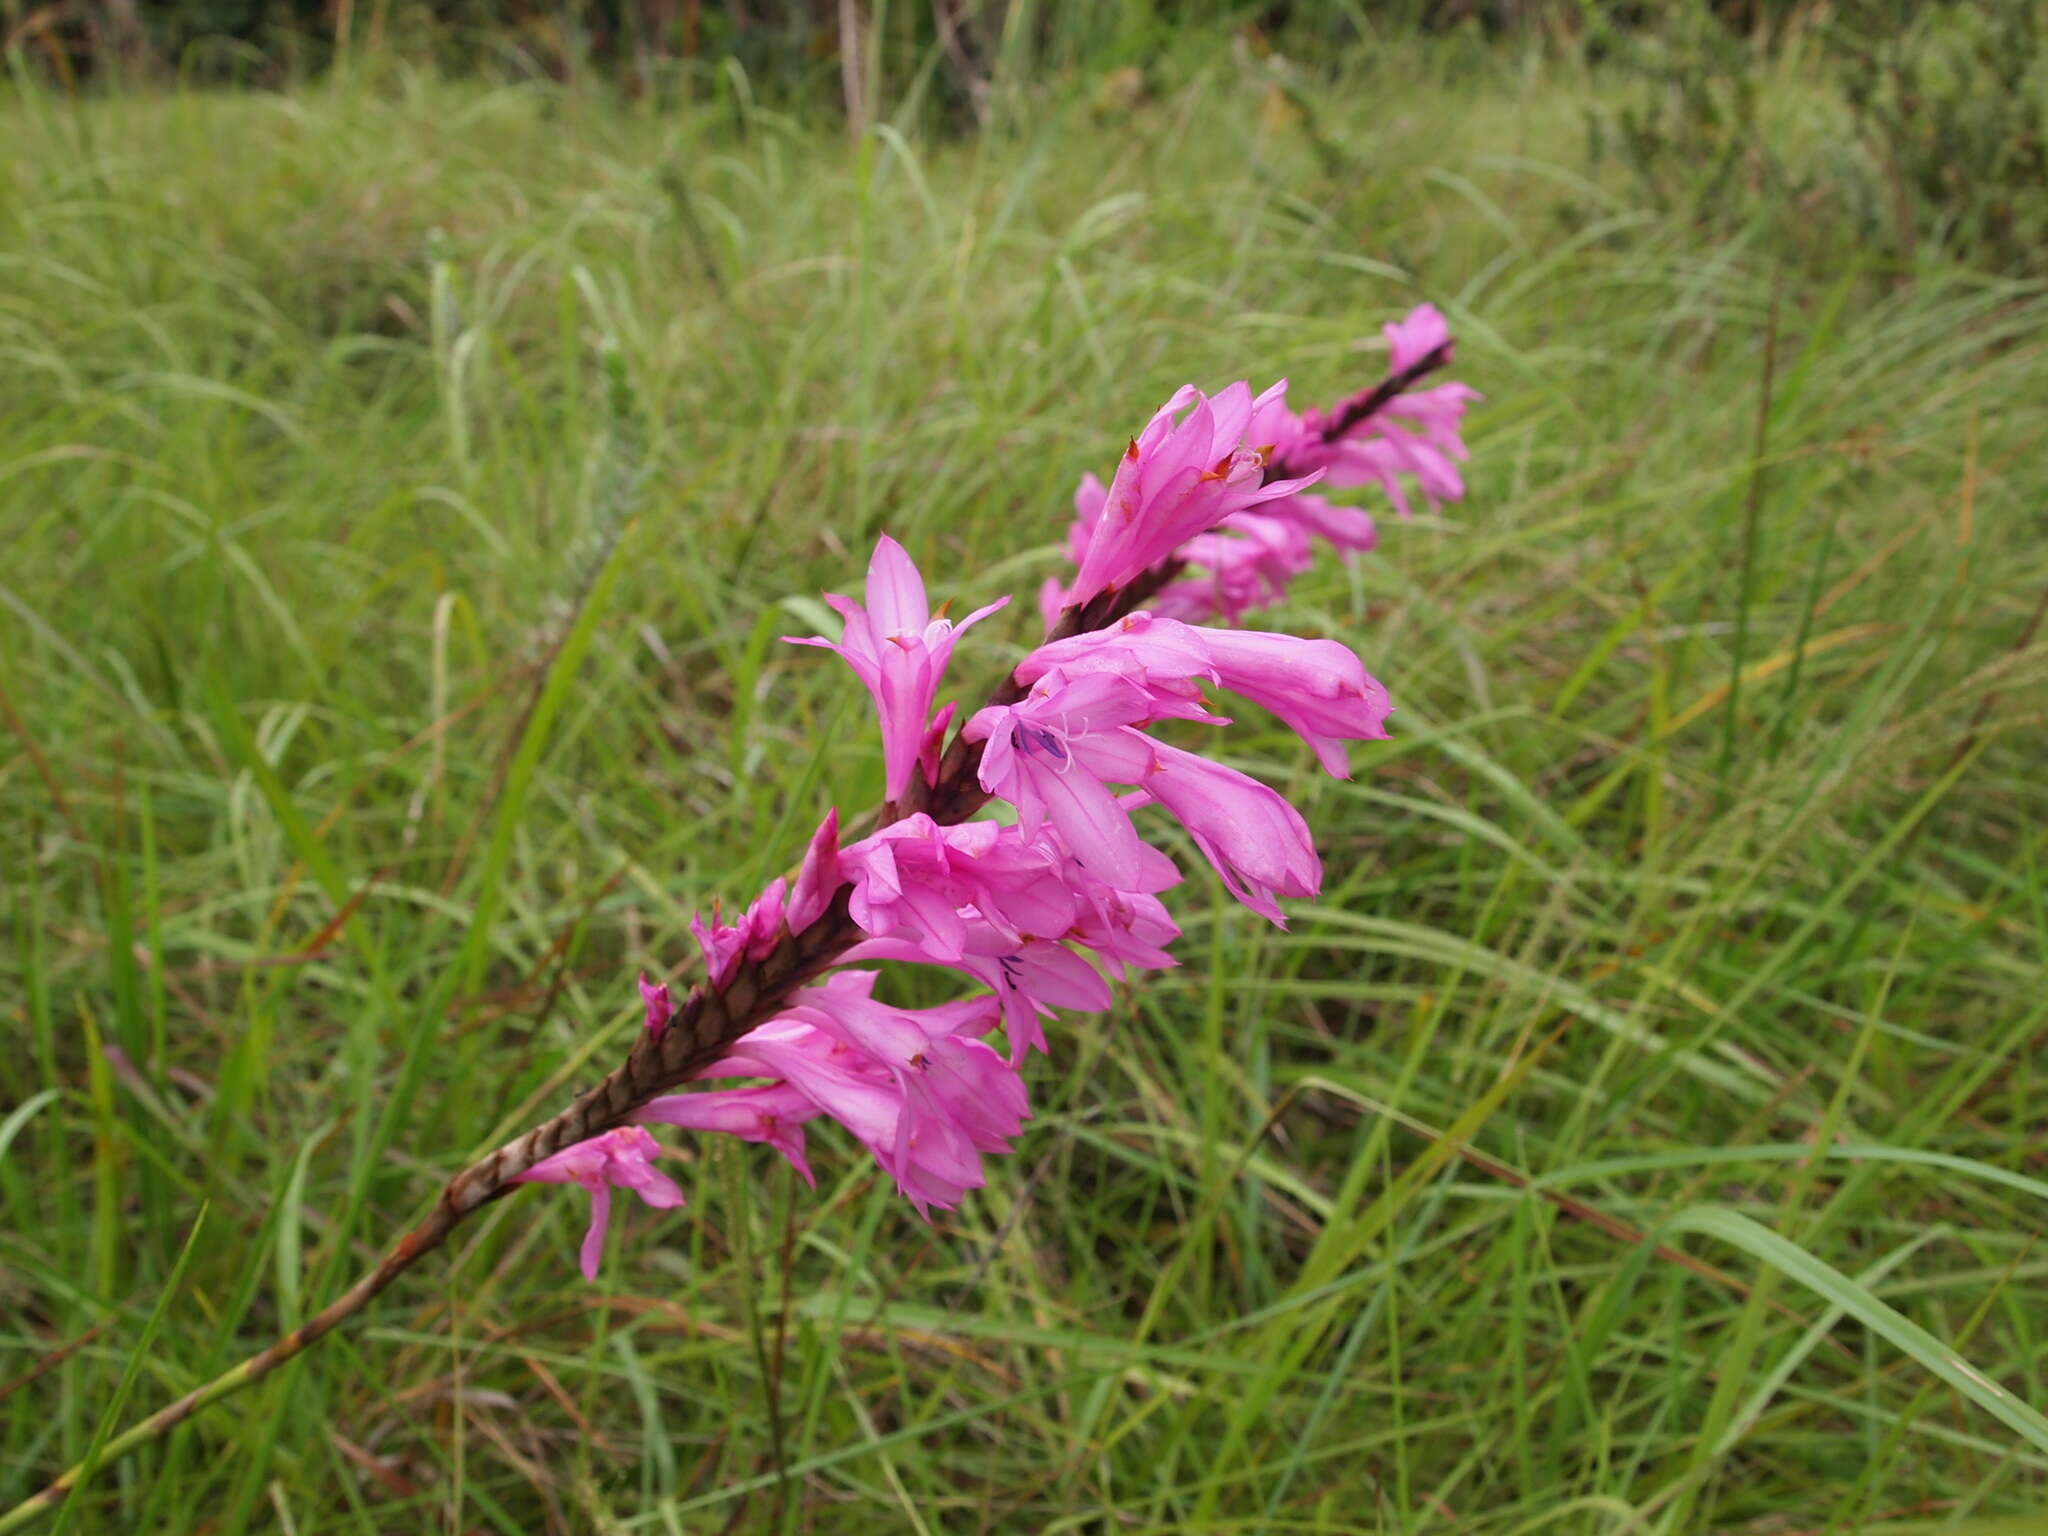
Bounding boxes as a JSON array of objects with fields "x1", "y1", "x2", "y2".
[{"x1": 3, "y1": 34, "x2": 2046, "y2": 1534}]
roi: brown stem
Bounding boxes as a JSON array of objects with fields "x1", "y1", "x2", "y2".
[{"x1": 8, "y1": 344, "x2": 1448, "y2": 1528}]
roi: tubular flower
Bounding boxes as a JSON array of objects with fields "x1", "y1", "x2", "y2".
[
  {"x1": 964, "y1": 670, "x2": 1163, "y2": 891},
  {"x1": 1019, "y1": 611, "x2": 1391, "y2": 777},
  {"x1": 786, "y1": 535, "x2": 1007, "y2": 801},
  {"x1": 1014, "y1": 609, "x2": 1387, "y2": 806},
  {"x1": 841, "y1": 815, "x2": 1077, "y2": 961},
  {"x1": 634, "y1": 1082, "x2": 819, "y2": 1187},
  {"x1": 512, "y1": 1127, "x2": 685, "y2": 1281},
  {"x1": 524, "y1": 308, "x2": 1469, "y2": 1274},
  {"x1": 964, "y1": 661, "x2": 1323, "y2": 922},
  {"x1": 1129, "y1": 741, "x2": 1321, "y2": 924},
  {"x1": 1063, "y1": 381, "x2": 1323, "y2": 609},
  {"x1": 716, "y1": 974, "x2": 1027, "y2": 1217}
]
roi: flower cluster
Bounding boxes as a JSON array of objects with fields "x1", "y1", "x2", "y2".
[
  {"x1": 525, "y1": 307, "x2": 1474, "y2": 1278},
  {"x1": 1047, "y1": 303, "x2": 1479, "y2": 628}
]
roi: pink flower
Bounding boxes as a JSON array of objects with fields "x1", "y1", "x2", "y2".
[
  {"x1": 1151, "y1": 513, "x2": 1315, "y2": 624},
  {"x1": 1134, "y1": 740, "x2": 1321, "y2": 924},
  {"x1": 1020, "y1": 613, "x2": 1392, "y2": 777},
  {"x1": 1194, "y1": 626, "x2": 1393, "y2": 778},
  {"x1": 843, "y1": 828, "x2": 1179, "y2": 1061},
  {"x1": 969, "y1": 662, "x2": 1322, "y2": 924},
  {"x1": 965, "y1": 671, "x2": 1162, "y2": 890},
  {"x1": 1065, "y1": 382, "x2": 1322, "y2": 609},
  {"x1": 842, "y1": 815, "x2": 1076, "y2": 961},
  {"x1": 639, "y1": 973, "x2": 672, "y2": 1035},
  {"x1": 1383, "y1": 303, "x2": 1453, "y2": 373},
  {"x1": 634, "y1": 1082, "x2": 820, "y2": 1187},
  {"x1": 513, "y1": 1126, "x2": 685, "y2": 1281},
  {"x1": 1068, "y1": 883, "x2": 1181, "y2": 975},
  {"x1": 786, "y1": 537, "x2": 1007, "y2": 800},
  {"x1": 1017, "y1": 611, "x2": 1215, "y2": 695},
  {"x1": 722, "y1": 974, "x2": 1028, "y2": 1217}
]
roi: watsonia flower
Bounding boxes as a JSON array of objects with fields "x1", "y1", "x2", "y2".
[
  {"x1": 786, "y1": 535, "x2": 1007, "y2": 801},
  {"x1": 1063, "y1": 381, "x2": 1323, "y2": 608},
  {"x1": 5, "y1": 315, "x2": 1486, "y2": 1532},
  {"x1": 511, "y1": 1127, "x2": 685, "y2": 1282},
  {"x1": 522, "y1": 311, "x2": 1471, "y2": 1275}
]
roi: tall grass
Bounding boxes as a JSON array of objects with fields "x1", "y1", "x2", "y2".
[{"x1": 3, "y1": 35, "x2": 2045, "y2": 1533}]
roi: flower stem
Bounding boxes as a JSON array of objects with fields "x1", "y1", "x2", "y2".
[{"x1": 0, "y1": 1205, "x2": 446, "y2": 1535}]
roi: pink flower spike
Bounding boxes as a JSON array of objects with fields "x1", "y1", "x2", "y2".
[
  {"x1": 639, "y1": 973, "x2": 672, "y2": 1035},
  {"x1": 634, "y1": 1083, "x2": 821, "y2": 1187},
  {"x1": 785, "y1": 536, "x2": 1008, "y2": 800},
  {"x1": 1289, "y1": 320, "x2": 1477, "y2": 520},
  {"x1": 513, "y1": 1126, "x2": 685, "y2": 1281},
  {"x1": 1136, "y1": 741, "x2": 1321, "y2": 924},
  {"x1": 1067, "y1": 383, "x2": 1323, "y2": 609}
]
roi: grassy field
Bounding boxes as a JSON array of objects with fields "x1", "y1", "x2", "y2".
[{"x1": 3, "y1": 33, "x2": 2046, "y2": 1534}]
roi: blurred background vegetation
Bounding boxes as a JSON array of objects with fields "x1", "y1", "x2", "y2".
[{"x1": 8, "y1": 0, "x2": 2046, "y2": 277}]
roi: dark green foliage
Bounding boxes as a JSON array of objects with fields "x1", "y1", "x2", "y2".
[
  {"x1": 1586, "y1": 0, "x2": 2048, "y2": 275},
  {"x1": 1831, "y1": 0, "x2": 2047, "y2": 274}
]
